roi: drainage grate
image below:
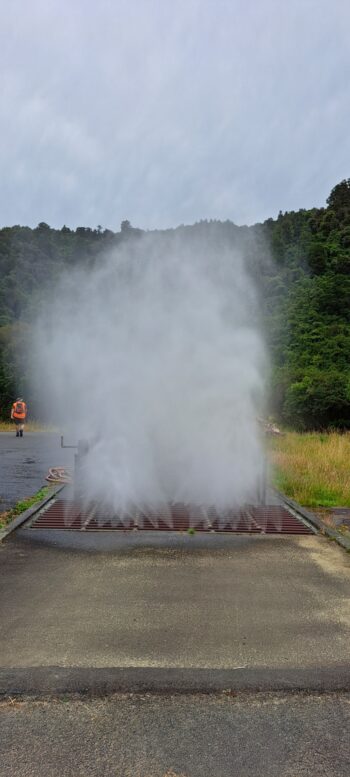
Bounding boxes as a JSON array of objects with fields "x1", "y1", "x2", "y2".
[{"x1": 28, "y1": 500, "x2": 313, "y2": 534}]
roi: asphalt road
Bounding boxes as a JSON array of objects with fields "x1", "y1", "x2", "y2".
[
  {"x1": 1, "y1": 692, "x2": 349, "y2": 776},
  {"x1": 0, "y1": 432, "x2": 75, "y2": 512}
]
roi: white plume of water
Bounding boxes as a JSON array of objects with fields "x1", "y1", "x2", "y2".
[{"x1": 35, "y1": 229, "x2": 266, "y2": 510}]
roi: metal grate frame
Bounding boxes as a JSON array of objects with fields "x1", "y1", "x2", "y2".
[{"x1": 27, "y1": 500, "x2": 313, "y2": 534}]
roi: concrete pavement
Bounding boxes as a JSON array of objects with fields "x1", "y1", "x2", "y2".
[
  {"x1": 1, "y1": 692, "x2": 350, "y2": 776},
  {"x1": 1, "y1": 532, "x2": 349, "y2": 693}
]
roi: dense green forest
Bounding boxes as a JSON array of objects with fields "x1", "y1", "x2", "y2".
[{"x1": 0, "y1": 181, "x2": 349, "y2": 429}]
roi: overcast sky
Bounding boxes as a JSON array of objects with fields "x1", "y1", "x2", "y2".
[{"x1": 1, "y1": 0, "x2": 349, "y2": 230}]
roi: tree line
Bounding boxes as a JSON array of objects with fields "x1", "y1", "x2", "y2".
[{"x1": 0, "y1": 180, "x2": 349, "y2": 429}]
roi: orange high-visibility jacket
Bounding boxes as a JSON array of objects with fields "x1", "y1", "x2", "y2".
[{"x1": 12, "y1": 401, "x2": 27, "y2": 420}]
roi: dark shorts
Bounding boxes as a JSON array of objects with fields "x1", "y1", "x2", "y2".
[{"x1": 14, "y1": 418, "x2": 26, "y2": 425}]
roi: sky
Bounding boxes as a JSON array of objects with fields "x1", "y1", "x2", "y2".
[{"x1": 1, "y1": 0, "x2": 349, "y2": 231}]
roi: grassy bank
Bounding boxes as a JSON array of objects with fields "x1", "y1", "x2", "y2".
[
  {"x1": 0, "y1": 487, "x2": 50, "y2": 530},
  {"x1": 268, "y1": 431, "x2": 350, "y2": 507}
]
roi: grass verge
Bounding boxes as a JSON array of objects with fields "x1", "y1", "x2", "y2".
[
  {"x1": 268, "y1": 431, "x2": 350, "y2": 507},
  {"x1": 0, "y1": 422, "x2": 57, "y2": 432},
  {"x1": 0, "y1": 487, "x2": 50, "y2": 530}
]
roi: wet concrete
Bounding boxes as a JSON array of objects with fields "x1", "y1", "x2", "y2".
[{"x1": 0, "y1": 433, "x2": 74, "y2": 513}]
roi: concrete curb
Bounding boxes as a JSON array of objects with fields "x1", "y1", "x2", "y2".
[
  {"x1": 1, "y1": 665, "x2": 350, "y2": 697},
  {"x1": 276, "y1": 490, "x2": 350, "y2": 552},
  {"x1": 15, "y1": 527, "x2": 297, "y2": 552},
  {"x1": 0, "y1": 484, "x2": 65, "y2": 544}
]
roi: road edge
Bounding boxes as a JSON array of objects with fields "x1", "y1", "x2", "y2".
[
  {"x1": 1, "y1": 665, "x2": 350, "y2": 698},
  {"x1": 277, "y1": 490, "x2": 350, "y2": 552},
  {"x1": 0, "y1": 485, "x2": 65, "y2": 543}
]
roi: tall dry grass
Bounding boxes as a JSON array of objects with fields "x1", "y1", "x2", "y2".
[{"x1": 268, "y1": 431, "x2": 350, "y2": 507}]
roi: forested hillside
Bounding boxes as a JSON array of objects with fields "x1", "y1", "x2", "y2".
[
  {"x1": 263, "y1": 179, "x2": 350, "y2": 429},
  {"x1": 0, "y1": 181, "x2": 349, "y2": 428}
]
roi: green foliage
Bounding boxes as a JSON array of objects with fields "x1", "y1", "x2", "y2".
[
  {"x1": 326, "y1": 179, "x2": 350, "y2": 212},
  {"x1": 260, "y1": 187, "x2": 350, "y2": 429},
  {"x1": 0, "y1": 486, "x2": 50, "y2": 528},
  {"x1": 0, "y1": 182, "x2": 349, "y2": 429}
]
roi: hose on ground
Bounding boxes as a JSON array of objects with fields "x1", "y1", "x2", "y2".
[{"x1": 46, "y1": 467, "x2": 72, "y2": 484}]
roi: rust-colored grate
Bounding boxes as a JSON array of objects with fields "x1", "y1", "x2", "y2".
[{"x1": 28, "y1": 500, "x2": 313, "y2": 534}]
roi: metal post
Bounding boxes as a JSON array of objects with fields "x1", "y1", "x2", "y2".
[{"x1": 74, "y1": 439, "x2": 90, "y2": 501}]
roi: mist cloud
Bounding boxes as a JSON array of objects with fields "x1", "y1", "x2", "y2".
[{"x1": 35, "y1": 230, "x2": 266, "y2": 509}]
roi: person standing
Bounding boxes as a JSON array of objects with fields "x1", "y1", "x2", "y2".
[{"x1": 11, "y1": 398, "x2": 27, "y2": 437}]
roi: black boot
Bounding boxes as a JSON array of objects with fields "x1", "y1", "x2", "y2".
[
  {"x1": 20, "y1": 429, "x2": 23, "y2": 437},
  {"x1": 16, "y1": 431, "x2": 19, "y2": 437}
]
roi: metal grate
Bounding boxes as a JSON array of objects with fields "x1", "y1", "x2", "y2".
[{"x1": 28, "y1": 500, "x2": 313, "y2": 534}]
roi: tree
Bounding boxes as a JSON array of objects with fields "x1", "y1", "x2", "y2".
[
  {"x1": 308, "y1": 242, "x2": 327, "y2": 274},
  {"x1": 326, "y1": 179, "x2": 350, "y2": 212}
]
